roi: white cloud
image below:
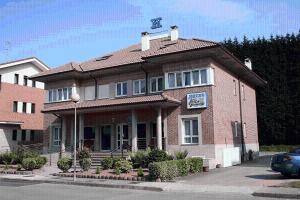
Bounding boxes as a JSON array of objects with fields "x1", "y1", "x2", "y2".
[{"x1": 172, "y1": 0, "x2": 255, "y2": 23}]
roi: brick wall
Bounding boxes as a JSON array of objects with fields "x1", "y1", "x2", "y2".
[
  {"x1": 162, "y1": 58, "x2": 214, "y2": 145},
  {"x1": 211, "y1": 60, "x2": 258, "y2": 145},
  {"x1": 0, "y1": 82, "x2": 45, "y2": 130}
]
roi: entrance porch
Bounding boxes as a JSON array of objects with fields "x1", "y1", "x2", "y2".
[{"x1": 58, "y1": 108, "x2": 166, "y2": 154}]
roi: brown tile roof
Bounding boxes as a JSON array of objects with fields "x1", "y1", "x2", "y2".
[
  {"x1": 32, "y1": 37, "x2": 218, "y2": 78},
  {"x1": 31, "y1": 62, "x2": 81, "y2": 78},
  {"x1": 42, "y1": 93, "x2": 181, "y2": 113}
]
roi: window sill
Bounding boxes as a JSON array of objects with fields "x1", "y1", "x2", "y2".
[
  {"x1": 181, "y1": 143, "x2": 200, "y2": 146},
  {"x1": 133, "y1": 93, "x2": 146, "y2": 96},
  {"x1": 45, "y1": 100, "x2": 72, "y2": 104},
  {"x1": 165, "y1": 83, "x2": 213, "y2": 91}
]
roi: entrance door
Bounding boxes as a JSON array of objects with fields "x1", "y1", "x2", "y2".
[
  {"x1": 101, "y1": 125, "x2": 111, "y2": 151},
  {"x1": 137, "y1": 123, "x2": 147, "y2": 150},
  {"x1": 84, "y1": 127, "x2": 95, "y2": 150},
  {"x1": 116, "y1": 124, "x2": 129, "y2": 150}
]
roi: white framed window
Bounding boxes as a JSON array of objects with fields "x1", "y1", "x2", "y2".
[
  {"x1": 116, "y1": 82, "x2": 127, "y2": 97},
  {"x1": 58, "y1": 88, "x2": 63, "y2": 101},
  {"x1": 84, "y1": 85, "x2": 95, "y2": 100},
  {"x1": 242, "y1": 85, "x2": 245, "y2": 100},
  {"x1": 243, "y1": 123, "x2": 247, "y2": 138},
  {"x1": 150, "y1": 77, "x2": 163, "y2": 93},
  {"x1": 234, "y1": 121, "x2": 238, "y2": 137},
  {"x1": 48, "y1": 87, "x2": 72, "y2": 103},
  {"x1": 183, "y1": 71, "x2": 191, "y2": 86},
  {"x1": 166, "y1": 68, "x2": 213, "y2": 89},
  {"x1": 98, "y1": 84, "x2": 110, "y2": 99},
  {"x1": 52, "y1": 127, "x2": 61, "y2": 146},
  {"x1": 133, "y1": 79, "x2": 146, "y2": 95},
  {"x1": 182, "y1": 118, "x2": 199, "y2": 144},
  {"x1": 233, "y1": 80, "x2": 237, "y2": 96}
]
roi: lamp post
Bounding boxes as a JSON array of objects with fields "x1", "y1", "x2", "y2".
[{"x1": 71, "y1": 93, "x2": 80, "y2": 182}]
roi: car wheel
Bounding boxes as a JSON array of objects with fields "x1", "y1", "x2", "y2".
[{"x1": 281, "y1": 172, "x2": 291, "y2": 177}]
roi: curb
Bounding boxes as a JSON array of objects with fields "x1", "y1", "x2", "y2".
[
  {"x1": 252, "y1": 192, "x2": 300, "y2": 199},
  {"x1": 0, "y1": 177, "x2": 163, "y2": 192}
]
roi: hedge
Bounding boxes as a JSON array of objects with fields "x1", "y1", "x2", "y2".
[
  {"x1": 149, "y1": 157, "x2": 203, "y2": 181},
  {"x1": 260, "y1": 145, "x2": 299, "y2": 152},
  {"x1": 187, "y1": 157, "x2": 203, "y2": 173}
]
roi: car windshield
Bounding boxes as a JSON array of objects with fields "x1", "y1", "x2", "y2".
[{"x1": 289, "y1": 148, "x2": 300, "y2": 154}]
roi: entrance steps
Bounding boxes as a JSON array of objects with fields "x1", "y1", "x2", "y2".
[{"x1": 75, "y1": 152, "x2": 129, "y2": 169}]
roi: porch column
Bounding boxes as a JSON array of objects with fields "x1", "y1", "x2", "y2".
[
  {"x1": 61, "y1": 117, "x2": 67, "y2": 153},
  {"x1": 156, "y1": 107, "x2": 162, "y2": 150},
  {"x1": 94, "y1": 127, "x2": 100, "y2": 151},
  {"x1": 131, "y1": 110, "x2": 138, "y2": 152},
  {"x1": 79, "y1": 114, "x2": 84, "y2": 150}
]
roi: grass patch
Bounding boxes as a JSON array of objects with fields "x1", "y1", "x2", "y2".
[
  {"x1": 260, "y1": 145, "x2": 299, "y2": 152},
  {"x1": 288, "y1": 181, "x2": 300, "y2": 188}
]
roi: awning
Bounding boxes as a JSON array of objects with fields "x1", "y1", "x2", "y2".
[
  {"x1": 0, "y1": 121, "x2": 23, "y2": 125},
  {"x1": 43, "y1": 94, "x2": 181, "y2": 114}
]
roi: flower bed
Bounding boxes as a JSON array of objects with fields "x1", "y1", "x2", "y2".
[
  {"x1": 55, "y1": 149, "x2": 204, "y2": 182},
  {"x1": 54, "y1": 168, "x2": 148, "y2": 181},
  {"x1": 0, "y1": 166, "x2": 33, "y2": 175}
]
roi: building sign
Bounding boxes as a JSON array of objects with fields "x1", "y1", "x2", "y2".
[
  {"x1": 151, "y1": 17, "x2": 162, "y2": 29},
  {"x1": 187, "y1": 92, "x2": 207, "y2": 109}
]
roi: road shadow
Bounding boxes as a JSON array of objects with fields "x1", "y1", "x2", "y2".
[
  {"x1": 239, "y1": 155, "x2": 272, "y2": 167},
  {"x1": 0, "y1": 179, "x2": 41, "y2": 187},
  {"x1": 246, "y1": 174, "x2": 299, "y2": 180}
]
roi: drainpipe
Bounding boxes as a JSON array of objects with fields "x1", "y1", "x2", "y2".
[
  {"x1": 141, "y1": 64, "x2": 149, "y2": 95},
  {"x1": 238, "y1": 78, "x2": 245, "y2": 162}
]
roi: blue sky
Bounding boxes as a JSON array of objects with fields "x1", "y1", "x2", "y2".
[{"x1": 1, "y1": 0, "x2": 300, "y2": 68}]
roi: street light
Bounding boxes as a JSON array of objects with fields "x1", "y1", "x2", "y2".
[{"x1": 71, "y1": 93, "x2": 80, "y2": 182}]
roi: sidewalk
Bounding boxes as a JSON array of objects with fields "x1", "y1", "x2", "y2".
[
  {"x1": 0, "y1": 168, "x2": 299, "y2": 198},
  {"x1": 253, "y1": 187, "x2": 300, "y2": 199},
  {"x1": 0, "y1": 172, "x2": 265, "y2": 194}
]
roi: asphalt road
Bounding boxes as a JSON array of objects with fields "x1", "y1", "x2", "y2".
[{"x1": 0, "y1": 179, "x2": 287, "y2": 200}]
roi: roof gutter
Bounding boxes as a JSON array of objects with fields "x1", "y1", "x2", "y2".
[{"x1": 219, "y1": 45, "x2": 267, "y2": 86}]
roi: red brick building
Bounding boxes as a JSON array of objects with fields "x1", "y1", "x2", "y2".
[
  {"x1": 32, "y1": 26, "x2": 265, "y2": 168},
  {"x1": 0, "y1": 57, "x2": 49, "y2": 152}
]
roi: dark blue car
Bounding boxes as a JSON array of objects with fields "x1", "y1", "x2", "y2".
[{"x1": 271, "y1": 148, "x2": 300, "y2": 177}]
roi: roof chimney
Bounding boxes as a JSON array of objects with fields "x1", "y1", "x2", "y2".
[
  {"x1": 141, "y1": 32, "x2": 150, "y2": 51},
  {"x1": 170, "y1": 26, "x2": 179, "y2": 41},
  {"x1": 244, "y1": 58, "x2": 252, "y2": 70}
]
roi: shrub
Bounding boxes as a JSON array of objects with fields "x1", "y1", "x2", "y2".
[
  {"x1": 95, "y1": 166, "x2": 101, "y2": 174},
  {"x1": 112, "y1": 157, "x2": 122, "y2": 168},
  {"x1": 130, "y1": 150, "x2": 150, "y2": 168},
  {"x1": 17, "y1": 164, "x2": 22, "y2": 171},
  {"x1": 35, "y1": 156, "x2": 47, "y2": 169},
  {"x1": 79, "y1": 158, "x2": 92, "y2": 171},
  {"x1": 114, "y1": 160, "x2": 132, "y2": 173},
  {"x1": 57, "y1": 157, "x2": 72, "y2": 173},
  {"x1": 22, "y1": 158, "x2": 37, "y2": 171},
  {"x1": 78, "y1": 148, "x2": 91, "y2": 160},
  {"x1": 148, "y1": 160, "x2": 179, "y2": 181},
  {"x1": 176, "y1": 159, "x2": 189, "y2": 176},
  {"x1": 186, "y1": 158, "x2": 203, "y2": 173},
  {"x1": 1, "y1": 152, "x2": 13, "y2": 164},
  {"x1": 114, "y1": 167, "x2": 121, "y2": 175},
  {"x1": 147, "y1": 149, "x2": 169, "y2": 164},
  {"x1": 175, "y1": 150, "x2": 188, "y2": 160},
  {"x1": 137, "y1": 167, "x2": 144, "y2": 177},
  {"x1": 101, "y1": 158, "x2": 114, "y2": 169}
]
